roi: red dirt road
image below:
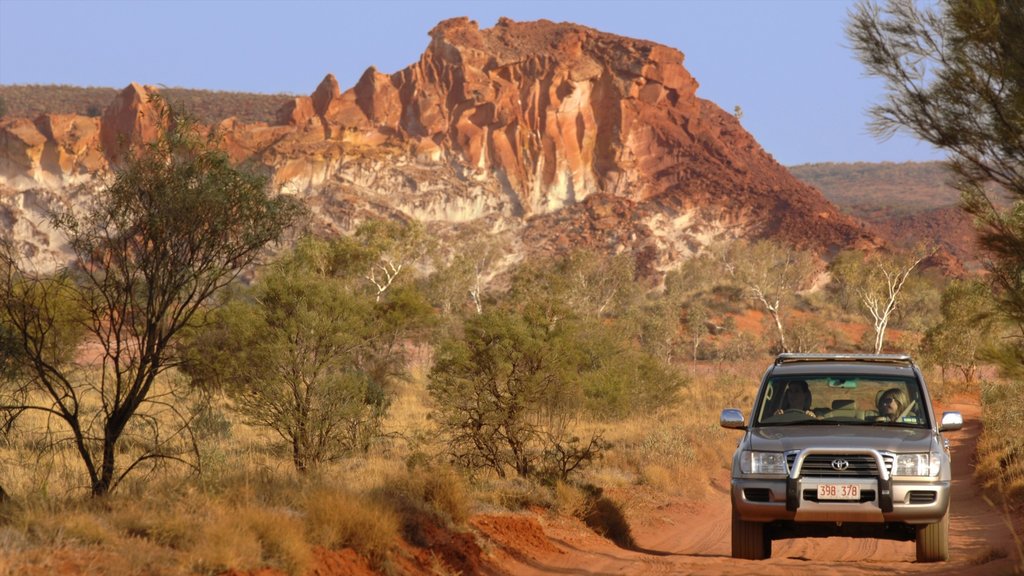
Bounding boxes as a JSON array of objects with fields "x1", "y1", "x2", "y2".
[{"x1": 486, "y1": 398, "x2": 1024, "y2": 575}]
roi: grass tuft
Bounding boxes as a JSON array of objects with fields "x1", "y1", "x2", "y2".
[{"x1": 301, "y1": 488, "x2": 400, "y2": 565}]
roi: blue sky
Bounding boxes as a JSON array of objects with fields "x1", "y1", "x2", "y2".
[{"x1": 0, "y1": 0, "x2": 944, "y2": 166}]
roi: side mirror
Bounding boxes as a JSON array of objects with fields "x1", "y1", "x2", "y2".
[
  {"x1": 720, "y1": 408, "x2": 746, "y2": 429},
  {"x1": 939, "y1": 411, "x2": 963, "y2": 432}
]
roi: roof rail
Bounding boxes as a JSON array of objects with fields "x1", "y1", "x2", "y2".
[{"x1": 774, "y1": 353, "x2": 914, "y2": 366}]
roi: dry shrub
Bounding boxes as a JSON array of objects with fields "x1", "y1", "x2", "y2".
[
  {"x1": 301, "y1": 488, "x2": 400, "y2": 565},
  {"x1": 978, "y1": 380, "x2": 1024, "y2": 508},
  {"x1": 21, "y1": 509, "x2": 118, "y2": 546},
  {"x1": 191, "y1": 506, "x2": 263, "y2": 574},
  {"x1": 239, "y1": 506, "x2": 313, "y2": 576},
  {"x1": 553, "y1": 480, "x2": 587, "y2": 517},
  {"x1": 191, "y1": 504, "x2": 311, "y2": 576},
  {"x1": 379, "y1": 464, "x2": 471, "y2": 526},
  {"x1": 109, "y1": 502, "x2": 196, "y2": 551}
]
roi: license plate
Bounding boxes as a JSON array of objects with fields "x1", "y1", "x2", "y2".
[{"x1": 817, "y1": 483, "x2": 860, "y2": 500}]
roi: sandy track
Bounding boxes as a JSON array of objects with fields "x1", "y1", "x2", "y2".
[{"x1": 494, "y1": 398, "x2": 1023, "y2": 575}]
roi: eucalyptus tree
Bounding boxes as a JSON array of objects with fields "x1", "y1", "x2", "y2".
[
  {"x1": 716, "y1": 240, "x2": 818, "y2": 353},
  {"x1": 0, "y1": 101, "x2": 301, "y2": 496}
]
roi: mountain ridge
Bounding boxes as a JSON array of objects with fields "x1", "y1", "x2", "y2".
[{"x1": 1, "y1": 17, "x2": 880, "y2": 272}]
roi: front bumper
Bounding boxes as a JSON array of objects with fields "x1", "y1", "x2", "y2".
[{"x1": 732, "y1": 476, "x2": 950, "y2": 524}]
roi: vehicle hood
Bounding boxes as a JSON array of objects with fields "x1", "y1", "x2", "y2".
[{"x1": 747, "y1": 425, "x2": 937, "y2": 453}]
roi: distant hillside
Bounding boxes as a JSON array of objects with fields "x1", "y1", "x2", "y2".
[
  {"x1": 0, "y1": 84, "x2": 293, "y2": 124},
  {"x1": 788, "y1": 161, "x2": 960, "y2": 220},
  {"x1": 790, "y1": 161, "x2": 984, "y2": 272}
]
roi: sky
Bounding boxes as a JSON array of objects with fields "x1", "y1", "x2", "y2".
[{"x1": 0, "y1": 0, "x2": 945, "y2": 166}]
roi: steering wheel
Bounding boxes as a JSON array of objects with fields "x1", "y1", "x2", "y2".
[{"x1": 784, "y1": 409, "x2": 809, "y2": 416}]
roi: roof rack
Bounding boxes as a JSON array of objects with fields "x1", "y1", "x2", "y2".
[{"x1": 774, "y1": 353, "x2": 914, "y2": 366}]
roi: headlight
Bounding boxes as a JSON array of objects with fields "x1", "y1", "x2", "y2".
[
  {"x1": 740, "y1": 451, "x2": 787, "y2": 476},
  {"x1": 893, "y1": 453, "x2": 941, "y2": 477}
]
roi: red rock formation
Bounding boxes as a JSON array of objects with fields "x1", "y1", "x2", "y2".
[
  {"x1": 34, "y1": 114, "x2": 104, "y2": 177},
  {"x1": 99, "y1": 82, "x2": 164, "y2": 163},
  {"x1": 2, "y1": 17, "x2": 883, "y2": 267},
  {"x1": 276, "y1": 96, "x2": 316, "y2": 126},
  {"x1": 301, "y1": 17, "x2": 875, "y2": 253},
  {"x1": 0, "y1": 118, "x2": 49, "y2": 182}
]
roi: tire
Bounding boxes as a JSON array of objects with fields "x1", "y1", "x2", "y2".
[
  {"x1": 732, "y1": 506, "x2": 771, "y2": 560},
  {"x1": 916, "y1": 511, "x2": 949, "y2": 562}
]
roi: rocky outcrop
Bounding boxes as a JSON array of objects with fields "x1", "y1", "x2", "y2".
[
  {"x1": 0, "y1": 17, "x2": 881, "y2": 272},
  {"x1": 99, "y1": 82, "x2": 165, "y2": 163}
]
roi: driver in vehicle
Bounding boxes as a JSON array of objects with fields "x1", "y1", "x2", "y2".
[{"x1": 774, "y1": 380, "x2": 816, "y2": 417}]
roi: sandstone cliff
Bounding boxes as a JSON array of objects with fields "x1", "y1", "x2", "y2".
[{"x1": 0, "y1": 17, "x2": 880, "y2": 272}]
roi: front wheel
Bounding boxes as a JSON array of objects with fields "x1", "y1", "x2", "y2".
[
  {"x1": 916, "y1": 511, "x2": 949, "y2": 562},
  {"x1": 732, "y1": 506, "x2": 771, "y2": 560}
]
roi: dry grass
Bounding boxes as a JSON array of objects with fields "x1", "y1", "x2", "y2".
[
  {"x1": 301, "y1": 489, "x2": 400, "y2": 566},
  {"x1": 375, "y1": 463, "x2": 471, "y2": 527},
  {"x1": 0, "y1": 367, "x2": 450, "y2": 574},
  {"x1": 4, "y1": 326, "x2": 1022, "y2": 576},
  {"x1": 977, "y1": 379, "x2": 1024, "y2": 508},
  {"x1": 553, "y1": 480, "x2": 588, "y2": 517},
  {"x1": 579, "y1": 359, "x2": 763, "y2": 498}
]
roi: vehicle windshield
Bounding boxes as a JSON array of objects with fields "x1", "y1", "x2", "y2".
[{"x1": 753, "y1": 375, "x2": 929, "y2": 428}]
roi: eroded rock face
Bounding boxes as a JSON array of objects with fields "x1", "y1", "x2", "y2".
[
  {"x1": 99, "y1": 82, "x2": 165, "y2": 163},
  {"x1": 0, "y1": 17, "x2": 880, "y2": 272}
]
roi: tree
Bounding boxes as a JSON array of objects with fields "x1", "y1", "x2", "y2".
[
  {"x1": 848, "y1": 0, "x2": 1024, "y2": 374},
  {"x1": 333, "y1": 220, "x2": 431, "y2": 302},
  {"x1": 507, "y1": 249, "x2": 639, "y2": 332},
  {"x1": 425, "y1": 228, "x2": 504, "y2": 318},
  {"x1": 922, "y1": 280, "x2": 1000, "y2": 383},
  {"x1": 830, "y1": 248, "x2": 930, "y2": 353},
  {"x1": 827, "y1": 250, "x2": 867, "y2": 313},
  {"x1": 685, "y1": 302, "x2": 710, "y2": 365},
  {"x1": 184, "y1": 237, "x2": 434, "y2": 472},
  {"x1": 428, "y1": 310, "x2": 607, "y2": 481},
  {"x1": 187, "y1": 249, "x2": 376, "y2": 471},
  {"x1": 716, "y1": 240, "x2": 818, "y2": 353},
  {"x1": 0, "y1": 101, "x2": 302, "y2": 496}
]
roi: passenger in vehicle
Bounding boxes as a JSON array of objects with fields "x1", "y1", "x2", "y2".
[
  {"x1": 876, "y1": 388, "x2": 910, "y2": 421},
  {"x1": 774, "y1": 380, "x2": 816, "y2": 417}
]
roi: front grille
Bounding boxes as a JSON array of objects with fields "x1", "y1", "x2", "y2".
[
  {"x1": 744, "y1": 488, "x2": 771, "y2": 502},
  {"x1": 803, "y1": 489, "x2": 876, "y2": 503},
  {"x1": 907, "y1": 491, "x2": 937, "y2": 504},
  {"x1": 787, "y1": 453, "x2": 894, "y2": 477}
]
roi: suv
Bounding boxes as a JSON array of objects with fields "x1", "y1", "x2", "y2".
[{"x1": 720, "y1": 354, "x2": 963, "y2": 562}]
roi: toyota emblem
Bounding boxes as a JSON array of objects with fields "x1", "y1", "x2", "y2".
[{"x1": 831, "y1": 459, "x2": 850, "y2": 471}]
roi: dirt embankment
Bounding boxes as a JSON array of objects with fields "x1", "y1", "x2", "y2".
[{"x1": 480, "y1": 397, "x2": 1024, "y2": 575}]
